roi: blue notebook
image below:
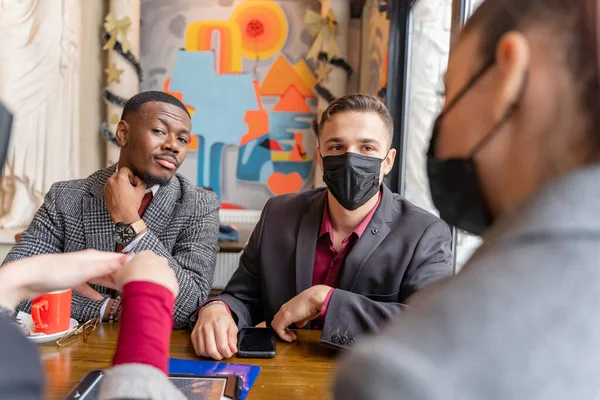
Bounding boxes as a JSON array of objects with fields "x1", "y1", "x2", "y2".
[{"x1": 169, "y1": 359, "x2": 261, "y2": 400}]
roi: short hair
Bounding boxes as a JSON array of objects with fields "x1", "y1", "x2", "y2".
[
  {"x1": 120, "y1": 91, "x2": 191, "y2": 121},
  {"x1": 464, "y1": 0, "x2": 600, "y2": 146},
  {"x1": 318, "y1": 94, "x2": 394, "y2": 145}
]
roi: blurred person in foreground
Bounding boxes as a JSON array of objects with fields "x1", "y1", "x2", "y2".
[
  {"x1": 335, "y1": 0, "x2": 600, "y2": 399},
  {"x1": 0, "y1": 250, "x2": 186, "y2": 400}
]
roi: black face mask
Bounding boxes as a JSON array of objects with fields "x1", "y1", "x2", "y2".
[
  {"x1": 427, "y1": 58, "x2": 525, "y2": 235},
  {"x1": 322, "y1": 152, "x2": 384, "y2": 211}
]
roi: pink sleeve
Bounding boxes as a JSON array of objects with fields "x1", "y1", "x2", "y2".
[
  {"x1": 112, "y1": 281, "x2": 175, "y2": 374},
  {"x1": 318, "y1": 288, "x2": 336, "y2": 320}
]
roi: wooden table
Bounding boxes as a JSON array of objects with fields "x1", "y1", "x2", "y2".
[{"x1": 39, "y1": 324, "x2": 338, "y2": 399}]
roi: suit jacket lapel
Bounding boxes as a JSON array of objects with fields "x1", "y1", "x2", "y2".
[
  {"x1": 143, "y1": 176, "x2": 181, "y2": 237},
  {"x1": 338, "y1": 185, "x2": 394, "y2": 291},
  {"x1": 83, "y1": 166, "x2": 117, "y2": 253},
  {"x1": 295, "y1": 190, "x2": 326, "y2": 294}
]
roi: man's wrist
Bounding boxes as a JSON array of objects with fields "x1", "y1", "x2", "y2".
[
  {"x1": 102, "y1": 299, "x2": 115, "y2": 322},
  {"x1": 201, "y1": 300, "x2": 228, "y2": 312},
  {"x1": 311, "y1": 285, "x2": 333, "y2": 311}
]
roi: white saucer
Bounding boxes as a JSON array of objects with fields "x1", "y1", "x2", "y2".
[{"x1": 27, "y1": 318, "x2": 78, "y2": 344}]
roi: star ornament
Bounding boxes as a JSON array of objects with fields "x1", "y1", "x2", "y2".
[
  {"x1": 105, "y1": 63, "x2": 124, "y2": 84},
  {"x1": 103, "y1": 12, "x2": 132, "y2": 52},
  {"x1": 316, "y1": 62, "x2": 332, "y2": 83}
]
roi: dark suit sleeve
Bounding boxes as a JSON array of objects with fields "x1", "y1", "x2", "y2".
[
  {"x1": 204, "y1": 199, "x2": 272, "y2": 329},
  {"x1": 0, "y1": 316, "x2": 45, "y2": 400},
  {"x1": 321, "y1": 219, "x2": 452, "y2": 348},
  {"x1": 129, "y1": 190, "x2": 220, "y2": 330}
]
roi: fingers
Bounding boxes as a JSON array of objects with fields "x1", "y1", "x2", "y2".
[
  {"x1": 214, "y1": 324, "x2": 234, "y2": 359},
  {"x1": 77, "y1": 251, "x2": 129, "y2": 281},
  {"x1": 191, "y1": 324, "x2": 203, "y2": 356},
  {"x1": 227, "y1": 323, "x2": 239, "y2": 353},
  {"x1": 272, "y1": 309, "x2": 295, "y2": 343},
  {"x1": 193, "y1": 306, "x2": 237, "y2": 360},
  {"x1": 284, "y1": 327, "x2": 297, "y2": 341},
  {"x1": 201, "y1": 325, "x2": 223, "y2": 360},
  {"x1": 73, "y1": 283, "x2": 104, "y2": 301},
  {"x1": 130, "y1": 175, "x2": 144, "y2": 188}
]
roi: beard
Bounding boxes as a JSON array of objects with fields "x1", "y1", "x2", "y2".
[{"x1": 130, "y1": 163, "x2": 172, "y2": 187}]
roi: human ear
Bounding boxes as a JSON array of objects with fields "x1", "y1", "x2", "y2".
[{"x1": 493, "y1": 32, "x2": 530, "y2": 122}]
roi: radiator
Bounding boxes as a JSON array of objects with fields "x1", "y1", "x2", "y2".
[{"x1": 213, "y1": 210, "x2": 261, "y2": 289}]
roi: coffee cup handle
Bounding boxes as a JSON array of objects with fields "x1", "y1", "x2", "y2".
[{"x1": 31, "y1": 299, "x2": 49, "y2": 330}]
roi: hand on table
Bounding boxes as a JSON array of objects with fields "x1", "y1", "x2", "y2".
[
  {"x1": 191, "y1": 302, "x2": 238, "y2": 360},
  {"x1": 271, "y1": 285, "x2": 332, "y2": 342},
  {"x1": 104, "y1": 166, "x2": 146, "y2": 224},
  {"x1": 0, "y1": 250, "x2": 130, "y2": 309}
]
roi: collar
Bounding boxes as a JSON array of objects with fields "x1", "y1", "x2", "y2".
[
  {"x1": 481, "y1": 164, "x2": 600, "y2": 249},
  {"x1": 319, "y1": 189, "x2": 382, "y2": 243},
  {"x1": 115, "y1": 165, "x2": 159, "y2": 196}
]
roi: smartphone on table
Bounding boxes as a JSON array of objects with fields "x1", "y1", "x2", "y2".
[{"x1": 236, "y1": 327, "x2": 276, "y2": 358}]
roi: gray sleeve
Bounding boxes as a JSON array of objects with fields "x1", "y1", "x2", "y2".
[
  {"x1": 2, "y1": 185, "x2": 105, "y2": 321},
  {"x1": 99, "y1": 364, "x2": 186, "y2": 400},
  {"x1": 129, "y1": 191, "x2": 220, "y2": 330},
  {"x1": 334, "y1": 335, "x2": 437, "y2": 400},
  {"x1": 0, "y1": 316, "x2": 45, "y2": 400},
  {"x1": 2, "y1": 183, "x2": 64, "y2": 265}
]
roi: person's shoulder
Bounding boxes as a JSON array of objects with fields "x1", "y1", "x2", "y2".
[
  {"x1": 264, "y1": 187, "x2": 327, "y2": 213},
  {"x1": 47, "y1": 167, "x2": 113, "y2": 200},
  {"x1": 387, "y1": 192, "x2": 449, "y2": 233},
  {"x1": 174, "y1": 173, "x2": 219, "y2": 209}
]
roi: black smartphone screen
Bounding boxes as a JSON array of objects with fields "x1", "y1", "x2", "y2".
[{"x1": 237, "y1": 327, "x2": 276, "y2": 358}]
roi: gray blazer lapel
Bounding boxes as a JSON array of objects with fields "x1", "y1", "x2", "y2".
[
  {"x1": 143, "y1": 176, "x2": 181, "y2": 236},
  {"x1": 295, "y1": 191, "x2": 326, "y2": 294},
  {"x1": 83, "y1": 166, "x2": 116, "y2": 253},
  {"x1": 338, "y1": 186, "x2": 394, "y2": 291}
]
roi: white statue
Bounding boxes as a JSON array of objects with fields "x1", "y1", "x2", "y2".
[{"x1": 0, "y1": 0, "x2": 81, "y2": 228}]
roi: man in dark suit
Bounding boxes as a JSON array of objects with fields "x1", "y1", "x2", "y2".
[
  {"x1": 2, "y1": 91, "x2": 220, "y2": 329},
  {"x1": 191, "y1": 94, "x2": 452, "y2": 359}
]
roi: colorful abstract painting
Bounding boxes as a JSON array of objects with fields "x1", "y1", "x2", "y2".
[{"x1": 140, "y1": 0, "x2": 319, "y2": 209}]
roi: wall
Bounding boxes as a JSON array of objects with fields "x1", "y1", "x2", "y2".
[
  {"x1": 79, "y1": 0, "x2": 107, "y2": 177},
  {"x1": 140, "y1": 0, "x2": 335, "y2": 210}
]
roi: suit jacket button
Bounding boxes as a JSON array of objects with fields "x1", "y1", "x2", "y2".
[
  {"x1": 332, "y1": 334, "x2": 340, "y2": 343},
  {"x1": 349, "y1": 337, "x2": 356, "y2": 345},
  {"x1": 340, "y1": 335, "x2": 348, "y2": 345},
  {"x1": 371, "y1": 227, "x2": 379, "y2": 235}
]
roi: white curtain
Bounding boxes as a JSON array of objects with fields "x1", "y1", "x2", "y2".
[{"x1": 0, "y1": 0, "x2": 81, "y2": 229}]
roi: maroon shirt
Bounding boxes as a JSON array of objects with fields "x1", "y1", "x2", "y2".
[
  {"x1": 313, "y1": 191, "x2": 381, "y2": 323},
  {"x1": 202, "y1": 191, "x2": 382, "y2": 326}
]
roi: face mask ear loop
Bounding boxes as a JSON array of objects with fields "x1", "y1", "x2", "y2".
[{"x1": 469, "y1": 70, "x2": 529, "y2": 157}]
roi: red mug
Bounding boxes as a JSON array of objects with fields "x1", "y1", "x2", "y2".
[{"x1": 31, "y1": 289, "x2": 72, "y2": 335}]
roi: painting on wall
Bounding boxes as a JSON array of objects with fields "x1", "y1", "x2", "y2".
[
  {"x1": 140, "y1": 0, "x2": 320, "y2": 210},
  {"x1": 359, "y1": 0, "x2": 389, "y2": 99}
]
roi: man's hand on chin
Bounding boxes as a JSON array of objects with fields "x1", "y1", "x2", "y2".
[
  {"x1": 271, "y1": 285, "x2": 333, "y2": 342},
  {"x1": 104, "y1": 166, "x2": 146, "y2": 223}
]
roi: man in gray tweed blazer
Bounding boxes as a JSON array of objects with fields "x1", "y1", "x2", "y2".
[{"x1": 2, "y1": 91, "x2": 220, "y2": 329}]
